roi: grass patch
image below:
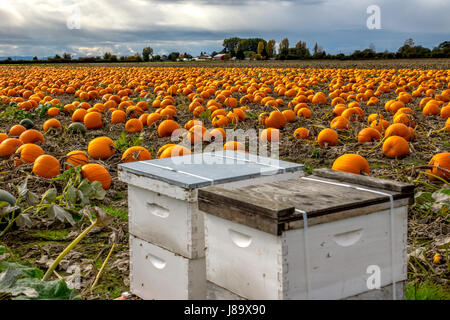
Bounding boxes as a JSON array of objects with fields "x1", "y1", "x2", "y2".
[
  {"x1": 406, "y1": 281, "x2": 450, "y2": 300},
  {"x1": 35, "y1": 230, "x2": 69, "y2": 241},
  {"x1": 101, "y1": 206, "x2": 128, "y2": 222}
]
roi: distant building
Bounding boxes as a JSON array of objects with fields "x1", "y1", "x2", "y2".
[
  {"x1": 194, "y1": 54, "x2": 212, "y2": 61},
  {"x1": 213, "y1": 54, "x2": 226, "y2": 60},
  {"x1": 161, "y1": 55, "x2": 168, "y2": 61}
]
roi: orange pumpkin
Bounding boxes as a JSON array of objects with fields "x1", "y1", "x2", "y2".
[
  {"x1": 157, "y1": 120, "x2": 181, "y2": 138},
  {"x1": 384, "y1": 123, "x2": 411, "y2": 141},
  {"x1": 332, "y1": 154, "x2": 370, "y2": 175},
  {"x1": 0, "y1": 138, "x2": 23, "y2": 158},
  {"x1": 357, "y1": 128, "x2": 381, "y2": 143},
  {"x1": 264, "y1": 111, "x2": 287, "y2": 129},
  {"x1": 121, "y1": 146, "x2": 152, "y2": 163},
  {"x1": 15, "y1": 144, "x2": 44, "y2": 165},
  {"x1": 9, "y1": 125, "x2": 27, "y2": 137},
  {"x1": 209, "y1": 128, "x2": 226, "y2": 142},
  {"x1": 159, "y1": 145, "x2": 192, "y2": 159},
  {"x1": 19, "y1": 129, "x2": 45, "y2": 144},
  {"x1": 260, "y1": 128, "x2": 280, "y2": 143},
  {"x1": 382, "y1": 136, "x2": 410, "y2": 158},
  {"x1": 223, "y1": 141, "x2": 244, "y2": 151},
  {"x1": 72, "y1": 109, "x2": 88, "y2": 122},
  {"x1": 293, "y1": 127, "x2": 311, "y2": 140},
  {"x1": 88, "y1": 137, "x2": 115, "y2": 160},
  {"x1": 0, "y1": 133, "x2": 8, "y2": 143},
  {"x1": 146, "y1": 113, "x2": 161, "y2": 126},
  {"x1": 111, "y1": 110, "x2": 126, "y2": 123},
  {"x1": 330, "y1": 116, "x2": 350, "y2": 130},
  {"x1": 84, "y1": 111, "x2": 103, "y2": 130},
  {"x1": 81, "y1": 164, "x2": 111, "y2": 190},
  {"x1": 65, "y1": 150, "x2": 89, "y2": 169},
  {"x1": 32, "y1": 155, "x2": 61, "y2": 178},
  {"x1": 427, "y1": 153, "x2": 450, "y2": 181},
  {"x1": 317, "y1": 129, "x2": 338, "y2": 146},
  {"x1": 43, "y1": 119, "x2": 62, "y2": 132},
  {"x1": 157, "y1": 144, "x2": 176, "y2": 158},
  {"x1": 125, "y1": 118, "x2": 144, "y2": 133}
]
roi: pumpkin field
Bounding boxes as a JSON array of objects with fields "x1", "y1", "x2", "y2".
[{"x1": 0, "y1": 60, "x2": 449, "y2": 300}]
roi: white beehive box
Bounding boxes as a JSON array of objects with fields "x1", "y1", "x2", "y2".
[
  {"x1": 199, "y1": 168, "x2": 415, "y2": 300},
  {"x1": 118, "y1": 151, "x2": 304, "y2": 259},
  {"x1": 130, "y1": 235, "x2": 206, "y2": 300},
  {"x1": 118, "y1": 151, "x2": 304, "y2": 300}
]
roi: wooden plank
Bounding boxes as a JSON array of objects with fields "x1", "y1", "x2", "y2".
[
  {"x1": 198, "y1": 194, "x2": 286, "y2": 235},
  {"x1": 198, "y1": 187, "x2": 295, "y2": 219},
  {"x1": 199, "y1": 175, "x2": 414, "y2": 234},
  {"x1": 221, "y1": 179, "x2": 405, "y2": 219},
  {"x1": 312, "y1": 168, "x2": 415, "y2": 193}
]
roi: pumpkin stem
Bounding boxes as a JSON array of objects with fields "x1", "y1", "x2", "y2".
[{"x1": 42, "y1": 219, "x2": 99, "y2": 281}]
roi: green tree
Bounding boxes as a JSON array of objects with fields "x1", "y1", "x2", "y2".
[
  {"x1": 266, "y1": 40, "x2": 276, "y2": 58},
  {"x1": 247, "y1": 38, "x2": 266, "y2": 52},
  {"x1": 168, "y1": 52, "x2": 180, "y2": 61},
  {"x1": 142, "y1": 46, "x2": 154, "y2": 62},
  {"x1": 223, "y1": 37, "x2": 241, "y2": 56},
  {"x1": 279, "y1": 38, "x2": 289, "y2": 56},
  {"x1": 235, "y1": 39, "x2": 250, "y2": 59},
  {"x1": 295, "y1": 41, "x2": 310, "y2": 59},
  {"x1": 257, "y1": 41, "x2": 265, "y2": 55}
]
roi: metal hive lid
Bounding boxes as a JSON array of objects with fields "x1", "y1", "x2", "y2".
[{"x1": 118, "y1": 151, "x2": 304, "y2": 189}]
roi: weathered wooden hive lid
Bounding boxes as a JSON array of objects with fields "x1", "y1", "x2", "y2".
[
  {"x1": 198, "y1": 168, "x2": 415, "y2": 235},
  {"x1": 118, "y1": 151, "x2": 304, "y2": 189}
]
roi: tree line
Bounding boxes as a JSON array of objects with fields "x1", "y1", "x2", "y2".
[
  {"x1": 0, "y1": 38, "x2": 448, "y2": 64},
  {"x1": 221, "y1": 37, "x2": 450, "y2": 60}
]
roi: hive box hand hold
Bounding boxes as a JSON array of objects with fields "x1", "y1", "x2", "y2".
[{"x1": 199, "y1": 168, "x2": 414, "y2": 300}]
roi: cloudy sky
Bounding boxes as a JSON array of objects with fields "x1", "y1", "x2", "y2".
[{"x1": 0, "y1": 0, "x2": 449, "y2": 58}]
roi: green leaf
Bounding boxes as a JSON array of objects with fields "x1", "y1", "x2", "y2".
[
  {"x1": 0, "y1": 262, "x2": 44, "y2": 279},
  {"x1": 48, "y1": 204, "x2": 76, "y2": 226},
  {"x1": 91, "y1": 181, "x2": 106, "y2": 200},
  {"x1": 415, "y1": 191, "x2": 433, "y2": 205},
  {"x1": 0, "y1": 246, "x2": 5, "y2": 255},
  {"x1": 0, "y1": 264, "x2": 78, "y2": 300},
  {"x1": 41, "y1": 188, "x2": 57, "y2": 204},
  {"x1": 66, "y1": 185, "x2": 78, "y2": 205},
  {"x1": 77, "y1": 190, "x2": 90, "y2": 207},
  {"x1": 78, "y1": 180, "x2": 92, "y2": 197},
  {"x1": 17, "y1": 178, "x2": 28, "y2": 197},
  {"x1": 25, "y1": 191, "x2": 40, "y2": 206},
  {"x1": 438, "y1": 188, "x2": 450, "y2": 196},
  {"x1": 13, "y1": 278, "x2": 78, "y2": 300},
  {"x1": 16, "y1": 214, "x2": 32, "y2": 229}
]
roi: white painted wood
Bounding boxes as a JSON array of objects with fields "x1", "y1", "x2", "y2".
[
  {"x1": 127, "y1": 171, "x2": 303, "y2": 259},
  {"x1": 206, "y1": 281, "x2": 405, "y2": 300},
  {"x1": 128, "y1": 185, "x2": 205, "y2": 259},
  {"x1": 205, "y1": 214, "x2": 285, "y2": 300},
  {"x1": 119, "y1": 171, "x2": 197, "y2": 202},
  {"x1": 130, "y1": 235, "x2": 206, "y2": 300},
  {"x1": 204, "y1": 206, "x2": 408, "y2": 300}
]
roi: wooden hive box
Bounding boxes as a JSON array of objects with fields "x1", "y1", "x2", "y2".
[
  {"x1": 199, "y1": 169, "x2": 415, "y2": 300},
  {"x1": 118, "y1": 151, "x2": 304, "y2": 300}
]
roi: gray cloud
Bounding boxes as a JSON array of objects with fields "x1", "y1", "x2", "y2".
[{"x1": 0, "y1": 0, "x2": 448, "y2": 58}]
